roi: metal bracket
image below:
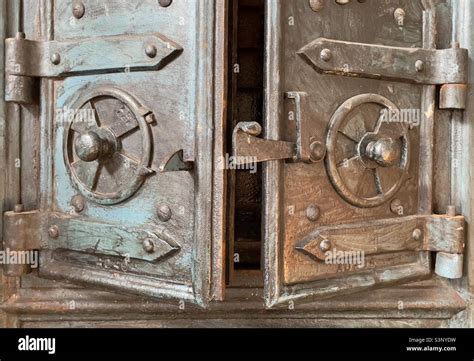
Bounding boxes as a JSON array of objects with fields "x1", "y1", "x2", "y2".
[
  {"x1": 3, "y1": 209, "x2": 182, "y2": 277},
  {"x1": 5, "y1": 32, "x2": 182, "y2": 104},
  {"x1": 296, "y1": 212, "x2": 465, "y2": 279},
  {"x1": 232, "y1": 92, "x2": 326, "y2": 164},
  {"x1": 298, "y1": 38, "x2": 469, "y2": 109}
]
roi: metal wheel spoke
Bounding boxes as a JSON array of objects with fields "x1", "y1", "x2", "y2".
[
  {"x1": 338, "y1": 130, "x2": 359, "y2": 144},
  {"x1": 104, "y1": 153, "x2": 140, "y2": 189},
  {"x1": 340, "y1": 111, "x2": 367, "y2": 142},
  {"x1": 71, "y1": 159, "x2": 101, "y2": 190},
  {"x1": 374, "y1": 168, "x2": 384, "y2": 196},
  {"x1": 71, "y1": 101, "x2": 100, "y2": 133},
  {"x1": 109, "y1": 105, "x2": 140, "y2": 138}
]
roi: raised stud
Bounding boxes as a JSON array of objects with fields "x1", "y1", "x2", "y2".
[{"x1": 157, "y1": 204, "x2": 172, "y2": 222}]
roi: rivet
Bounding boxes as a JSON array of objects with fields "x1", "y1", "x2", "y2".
[
  {"x1": 14, "y1": 204, "x2": 24, "y2": 213},
  {"x1": 412, "y1": 228, "x2": 423, "y2": 241},
  {"x1": 306, "y1": 205, "x2": 321, "y2": 222},
  {"x1": 309, "y1": 0, "x2": 324, "y2": 12},
  {"x1": 335, "y1": 0, "x2": 351, "y2": 4},
  {"x1": 310, "y1": 140, "x2": 326, "y2": 162},
  {"x1": 320, "y1": 239, "x2": 332, "y2": 252},
  {"x1": 72, "y1": 1, "x2": 85, "y2": 19},
  {"x1": 145, "y1": 44, "x2": 158, "y2": 58},
  {"x1": 157, "y1": 204, "x2": 172, "y2": 222},
  {"x1": 143, "y1": 238, "x2": 155, "y2": 253},
  {"x1": 71, "y1": 195, "x2": 85, "y2": 213},
  {"x1": 50, "y1": 53, "x2": 61, "y2": 65},
  {"x1": 394, "y1": 8, "x2": 405, "y2": 27},
  {"x1": 48, "y1": 225, "x2": 60, "y2": 239},
  {"x1": 415, "y1": 60, "x2": 424, "y2": 72},
  {"x1": 390, "y1": 199, "x2": 404, "y2": 216},
  {"x1": 320, "y1": 48, "x2": 332, "y2": 62},
  {"x1": 158, "y1": 0, "x2": 173, "y2": 7}
]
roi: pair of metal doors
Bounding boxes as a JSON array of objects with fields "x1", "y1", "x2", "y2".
[{"x1": 2, "y1": 0, "x2": 465, "y2": 308}]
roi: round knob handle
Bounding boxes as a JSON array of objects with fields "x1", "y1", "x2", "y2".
[
  {"x1": 75, "y1": 131, "x2": 104, "y2": 162},
  {"x1": 365, "y1": 137, "x2": 401, "y2": 167}
]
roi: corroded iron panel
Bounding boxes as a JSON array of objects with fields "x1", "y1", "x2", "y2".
[
  {"x1": 32, "y1": 0, "x2": 223, "y2": 307},
  {"x1": 263, "y1": 0, "x2": 441, "y2": 307}
]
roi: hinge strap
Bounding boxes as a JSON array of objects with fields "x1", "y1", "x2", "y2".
[
  {"x1": 295, "y1": 214, "x2": 465, "y2": 279},
  {"x1": 298, "y1": 38, "x2": 468, "y2": 85},
  {"x1": 4, "y1": 32, "x2": 182, "y2": 104},
  {"x1": 298, "y1": 38, "x2": 469, "y2": 110}
]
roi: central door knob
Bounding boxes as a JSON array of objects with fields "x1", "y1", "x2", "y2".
[
  {"x1": 365, "y1": 137, "x2": 401, "y2": 167},
  {"x1": 75, "y1": 131, "x2": 113, "y2": 162}
]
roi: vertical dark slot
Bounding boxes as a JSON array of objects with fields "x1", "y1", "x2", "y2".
[{"x1": 226, "y1": 0, "x2": 265, "y2": 285}]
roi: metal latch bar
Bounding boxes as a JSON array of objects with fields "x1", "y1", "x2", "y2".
[{"x1": 233, "y1": 92, "x2": 326, "y2": 165}]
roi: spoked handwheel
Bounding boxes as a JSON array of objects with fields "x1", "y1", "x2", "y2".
[
  {"x1": 64, "y1": 87, "x2": 154, "y2": 205},
  {"x1": 325, "y1": 94, "x2": 410, "y2": 208}
]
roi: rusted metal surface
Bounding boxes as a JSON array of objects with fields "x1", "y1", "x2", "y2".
[
  {"x1": 0, "y1": 0, "x2": 472, "y2": 327},
  {"x1": 261, "y1": 0, "x2": 468, "y2": 308},
  {"x1": 1, "y1": 0, "x2": 227, "y2": 309}
]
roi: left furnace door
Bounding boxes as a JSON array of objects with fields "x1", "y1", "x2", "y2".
[{"x1": 3, "y1": 0, "x2": 227, "y2": 308}]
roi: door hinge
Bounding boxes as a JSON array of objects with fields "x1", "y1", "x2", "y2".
[
  {"x1": 3, "y1": 209, "x2": 44, "y2": 277},
  {"x1": 5, "y1": 31, "x2": 182, "y2": 104},
  {"x1": 298, "y1": 38, "x2": 469, "y2": 110},
  {"x1": 296, "y1": 210, "x2": 465, "y2": 279}
]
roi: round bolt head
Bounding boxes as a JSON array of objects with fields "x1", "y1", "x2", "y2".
[
  {"x1": 157, "y1": 204, "x2": 172, "y2": 222},
  {"x1": 310, "y1": 141, "x2": 326, "y2": 162},
  {"x1": 306, "y1": 205, "x2": 321, "y2": 222},
  {"x1": 75, "y1": 131, "x2": 103, "y2": 162},
  {"x1": 415, "y1": 60, "x2": 424, "y2": 72},
  {"x1": 412, "y1": 228, "x2": 423, "y2": 241},
  {"x1": 394, "y1": 8, "x2": 405, "y2": 27},
  {"x1": 71, "y1": 195, "x2": 85, "y2": 213},
  {"x1": 50, "y1": 52, "x2": 61, "y2": 65},
  {"x1": 309, "y1": 0, "x2": 324, "y2": 12},
  {"x1": 72, "y1": 1, "x2": 85, "y2": 19},
  {"x1": 390, "y1": 199, "x2": 404, "y2": 216},
  {"x1": 145, "y1": 44, "x2": 158, "y2": 58},
  {"x1": 158, "y1": 0, "x2": 173, "y2": 7},
  {"x1": 320, "y1": 239, "x2": 332, "y2": 252},
  {"x1": 336, "y1": 0, "x2": 351, "y2": 4},
  {"x1": 320, "y1": 48, "x2": 332, "y2": 62},
  {"x1": 48, "y1": 225, "x2": 60, "y2": 239},
  {"x1": 143, "y1": 238, "x2": 155, "y2": 253}
]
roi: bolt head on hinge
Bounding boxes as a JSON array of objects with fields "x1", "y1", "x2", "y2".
[
  {"x1": 50, "y1": 53, "x2": 61, "y2": 65},
  {"x1": 48, "y1": 225, "x2": 60, "y2": 239},
  {"x1": 145, "y1": 44, "x2": 158, "y2": 58},
  {"x1": 415, "y1": 60, "x2": 424, "y2": 72},
  {"x1": 412, "y1": 228, "x2": 423, "y2": 241},
  {"x1": 142, "y1": 238, "x2": 156, "y2": 253}
]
